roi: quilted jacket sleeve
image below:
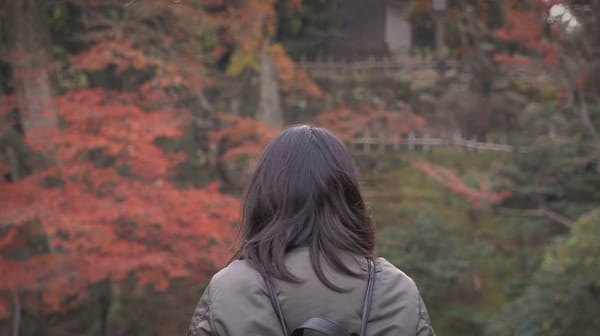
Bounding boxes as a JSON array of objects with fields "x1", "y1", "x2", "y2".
[
  {"x1": 415, "y1": 295, "x2": 435, "y2": 336},
  {"x1": 187, "y1": 284, "x2": 214, "y2": 336}
]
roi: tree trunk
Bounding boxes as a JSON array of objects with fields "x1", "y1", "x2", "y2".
[
  {"x1": 99, "y1": 279, "x2": 112, "y2": 336},
  {"x1": 11, "y1": 291, "x2": 21, "y2": 336},
  {"x1": 5, "y1": 146, "x2": 19, "y2": 181},
  {"x1": 256, "y1": 46, "x2": 283, "y2": 128},
  {"x1": 230, "y1": 68, "x2": 253, "y2": 116},
  {"x1": 7, "y1": 0, "x2": 58, "y2": 148}
]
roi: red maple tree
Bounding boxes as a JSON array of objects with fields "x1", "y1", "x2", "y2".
[
  {"x1": 0, "y1": 86, "x2": 240, "y2": 316},
  {"x1": 491, "y1": 1, "x2": 562, "y2": 70},
  {"x1": 0, "y1": 0, "x2": 322, "y2": 326},
  {"x1": 0, "y1": 0, "x2": 249, "y2": 321},
  {"x1": 414, "y1": 161, "x2": 510, "y2": 209},
  {"x1": 315, "y1": 105, "x2": 426, "y2": 142},
  {"x1": 210, "y1": 114, "x2": 279, "y2": 164}
]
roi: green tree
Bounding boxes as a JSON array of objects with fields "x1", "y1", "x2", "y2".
[
  {"x1": 488, "y1": 210, "x2": 600, "y2": 336},
  {"x1": 275, "y1": 0, "x2": 340, "y2": 59}
]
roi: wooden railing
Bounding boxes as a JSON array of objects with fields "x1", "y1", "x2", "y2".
[
  {"x1": 298, "y1": 55, "x2": 458, "y2": 79},
  {"x1": 297, "y1": 54, "x2": 557, "y2": 83},
  {"x1": 350, "y1": 131, "x2": 521, "y2": 153}
]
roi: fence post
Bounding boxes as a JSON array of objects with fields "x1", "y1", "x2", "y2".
[
  {"x1": 364, "y1": 130, "x2": 370, "y2": 153},
  {"x1": 314, "y1": 54, "x2": 322, "y2": 77},
  {"x1": 382, "y1": 56, "x2": 389, "y2": 78},
  {"x1": 453, "y1": 130, "x2": 462, "y2": 151},
  {"x1": 472, "y1": 136, "x2": 479, "y2": 152},
  {"x1": 424, "y1": 132, "x2": 430, "y2": 152},
  {"x1": 339, "y1": 57, "x2": 346, "y2": 77},
  {"x1": 379, "y1": 131, "x2": 386, "y2": 152},
  {"x1": 408, "y1": 131, "x2": 415, "y2": 152},
  {"x1": 368, "y1": 55, "x2": 376, "y2": 78},
  {"x1": 392, "y1": 134, "x2": 400, "y2": 151},
  {"x1": 350, "y1": 53, "x2": 357, "y2": 79}
]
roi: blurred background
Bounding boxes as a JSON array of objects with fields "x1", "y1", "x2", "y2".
[{"x1": 0, "y1": 0, "x2": 599, "y2": 335}]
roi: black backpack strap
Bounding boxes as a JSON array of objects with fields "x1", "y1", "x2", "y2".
[
  {"x1": 264, "y1": 258, "x2": 376, "y2": 336},
  {"x1": 291, "y1": 317, "x2": 352, "y2": 336},
  {"x1": 264, "y1": 275, "x2": 289, "y2": 335},
  {"x1": 359, "y1": 259, "x2": 376, "y2": 335}
]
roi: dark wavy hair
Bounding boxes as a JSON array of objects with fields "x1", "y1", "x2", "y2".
[{"x1": 235, "y1": 125, "x2": 374, "y2": 291}]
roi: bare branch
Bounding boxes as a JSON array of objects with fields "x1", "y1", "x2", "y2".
[
  {"x1": 197, "y1": 91, "x2": 214, "y2": 113},
  {"x1": 498, "y1": 206, "x2": 574, "y2": 229},
  {"x1": 121, "y1": 0, "x2": 137, "y2": 8}
]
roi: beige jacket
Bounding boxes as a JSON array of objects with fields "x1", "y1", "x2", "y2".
[{"x1": 187, "y1": 247, "x2": 435, "y2": 335}]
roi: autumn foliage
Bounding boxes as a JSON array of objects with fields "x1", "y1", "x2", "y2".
[
  {"x1": 0, "y1": 0, "x2": 328, "y2": 321},
  {"x1": 414, "y1": 161, "x2": 510, "y2": 208},
  {"x1": 315, "y1": 105, "x2": 426, "y2": 142},
  {"x1": 0, "y1": 0, "x2": 255, "y2": 319},
  {"x1": 0, "y1": 0, "x2": 332, "y2": 318},
  {"x1": 491, "y1": 3, "x2": 561, "y2": 69},
  {"x1": 210, "y1": 115, "x2": 279, "y2": 163},
  {"x1": 0, "y1": 87, "x2": 240, "y2": 316},
  {"x1": 269, "y1": 44, "x2": 323, "y2": 99}
]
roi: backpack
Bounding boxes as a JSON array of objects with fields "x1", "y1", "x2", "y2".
[{"x1": 263, "y1": 259, "x2": 376, "y2": 336}]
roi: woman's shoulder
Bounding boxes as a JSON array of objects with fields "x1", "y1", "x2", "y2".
[
  {"x1": 374, "y1": 256, "x2": 421, "y2": 299},
  {"x1": 206, "y1": 254, "x2": 421, "y2": 302},
  {"x1": 375, "y1": 257, "x2": 415, "y2": 280},
  {"x1": 211, "y1": 254, "x2": 417, "y2": 286},
  {"x1": 370, "y1": 257, "x2": 435, "y2": 335},
  {"x1": 208, "y1": 259, "x2": 263, "y2": 292},
  {"x1": 188, "y1": 260, "x2": 284, "y2": 335}
]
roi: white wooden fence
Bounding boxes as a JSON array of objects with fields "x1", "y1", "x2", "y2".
[
  {"x1": 298, "y1": 55, "x2": 458, "y2": 79},
  {"x1": 351, "y1": 131, "x2": 522, "y2": 153}
]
